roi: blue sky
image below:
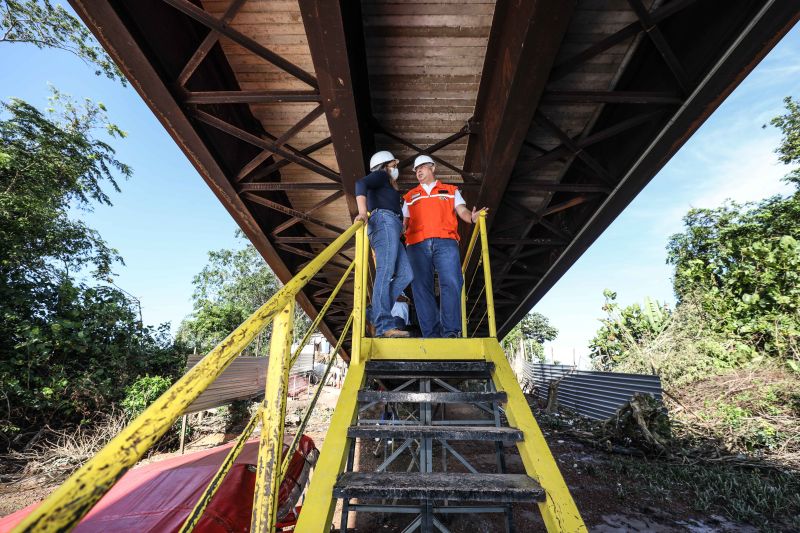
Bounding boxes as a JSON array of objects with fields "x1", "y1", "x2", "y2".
[{"x1": 1, "y1": 16, "x2": 798, "y2": 365}]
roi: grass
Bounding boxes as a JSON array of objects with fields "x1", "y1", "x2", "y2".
[{"x1": 606, "y1": 455, "x2": 800, "y2": 530}]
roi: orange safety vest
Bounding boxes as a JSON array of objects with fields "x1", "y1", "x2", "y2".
[{"x1": 403, "y1": 181, "x2": 460, "y2": 246}]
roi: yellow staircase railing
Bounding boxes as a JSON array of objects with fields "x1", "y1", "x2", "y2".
[
  {"x1": 297, "y1": 211, "x2": 586, "y2": 532},
  {"x1": 12, "y1": 222, "x2": 364, "y2": 533},
  {"x1": 14, "y1": 212, "x2": 586, "y2": 533}
]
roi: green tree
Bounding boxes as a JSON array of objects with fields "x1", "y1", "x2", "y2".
[
  {"x1": 769, "y1": 96, "x2": 800, "y2": 186},
  {"x1": 590, "y1": 96, "x2": 800, "y2": 375},
  {"x1": 0, "y1": 92, "x2": 182, "y2": 448},
  {"x1": 589, "y1": 290, "x2": 672, "y2": 371},
  {"x1": 1, "y1": 0, "x2": 125, "y2": 84},
  {"x1": 666, "y1": 194, "x2": 799, "y2": 360},
  {"x1": 501, "y1": 312, "x2": 558, "y2": 362},
  {"x1": 177, "y1": 234, "x2": 311, "y2": 356},
  {"x1": 667, "y1": 94, "x2": 800, "y2": 361}
]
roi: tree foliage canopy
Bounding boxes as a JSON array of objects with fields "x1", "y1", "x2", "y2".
[
  {"x1": 177, "y1": 234, "x2": 311, "y2": 356},
  {"x1": 0, "y1": 93, "x2": 180, "y2": 448},
  {"x1": 0, "y1": 0, "x2": 125, "y2": 84},
  {"x1": 502, "y1": 312, "x2": 558, "y2": 362},
  {"x1": 589, "y1": 291, "x2": 671, "y2": 370},
  {"x1": 590, "y1": 96, "x2": 800, "y2": 375}
]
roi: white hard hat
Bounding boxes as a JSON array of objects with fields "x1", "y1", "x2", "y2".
[
  {"x1": 369, "y1": 150, "x2": 398, "y2": 172},
  {"x1": 413, "y1": 155, "x2": 435, "y2": 171}
]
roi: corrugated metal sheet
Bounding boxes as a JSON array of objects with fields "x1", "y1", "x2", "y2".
[
  {"x1": 184, "y1": 347, "x2": 317, "y2": 413},
  {"x1": 290, "y1": 345, "x2": 315, "y2": 374},
  {"x1": 524, "y1": 363, "x2": 662, "y2": 421},
  {"x1": 184, "y1": 355, "x2": 269, "y2": 413}
]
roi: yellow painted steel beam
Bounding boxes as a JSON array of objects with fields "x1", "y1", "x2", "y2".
[
  {"x1": 180, "y1": 406, "x2": 262, "y2": 532},
  {"x1": 294, "y1": 360, "x2": 366, "y2": 531},
  {"x1": 461, "y1": 284, "x2": 468, "y2": 338},
  {"x1": 461, "y1": 210, "x2": 483, "y2": 338},
  {"x1": 252, "y1": 300, "x2": 295, "y2": 533},
  {"x1": 478, "y1": 212, "x2": 497, "y2": 338},
  {"x1": 363, "y1": 338, "x2": 488, "y2": 360},
  {"x1": 280, "y1": 313, "x2": 353, "y2": 479},
  {"x1": 362, "y1": 228, "x2": 370, "y2": 342},
  {"x1": 351, "y1": 225, "x2": 369, "y2": 365},
  {"x1": 289, "y1": 261, "x2": 354, "y2": 368},
  {"x1": 12, "y1": 222, "x2": 364, "y2": 533},
  {"x1": 484, "y1": 340, "x2": 586, "y2": 532}
]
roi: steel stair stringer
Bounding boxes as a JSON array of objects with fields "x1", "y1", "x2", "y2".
[
  {"x1": 484, "y1": 338, "x2": 586, "y2": 532},
  {"x1": 295, "y1": 337, "x2": 586, "y2": 532},
  {"x1": 295, "y1": 359, "x2": 367, "y2": 531}
]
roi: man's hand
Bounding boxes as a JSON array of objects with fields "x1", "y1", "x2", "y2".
[
  {"x1": 471, "y1": 207, "x2": 489, "y2": 224},
  {"x1": 355, "y1": 212, "x2": 368, "y2": 223}
]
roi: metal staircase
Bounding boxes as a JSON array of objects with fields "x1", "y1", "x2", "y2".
[
  {"x1": 336, "y1": 359, "x2": 542, "y2": 532},
  {"x1": 297, "y1": 338, "x2": 585, "y2": 532},
  {"x1": 14, "y1": 214, "x2": 585, "y2": 533}
]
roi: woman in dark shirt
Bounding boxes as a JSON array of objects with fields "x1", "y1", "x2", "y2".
[{"x1": 355, "y1": 151, "x2": 413, "y2": 337}]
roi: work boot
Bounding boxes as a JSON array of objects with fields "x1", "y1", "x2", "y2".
[{"x1": 382, "y1": 328, "x2": 410, "y2": 338}]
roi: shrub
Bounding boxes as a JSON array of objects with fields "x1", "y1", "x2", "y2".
[{"x1": 121, "y1": 375, "x2": 173, "y2": 419}]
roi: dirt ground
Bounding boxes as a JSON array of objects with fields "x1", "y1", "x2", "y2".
[{"x1": 0, "y1": 386, "x2": 785, "y2": 531}]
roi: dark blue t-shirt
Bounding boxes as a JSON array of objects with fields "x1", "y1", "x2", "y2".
[{"x1": 355, "y1": 170, "x2": 402, "y2": 215}]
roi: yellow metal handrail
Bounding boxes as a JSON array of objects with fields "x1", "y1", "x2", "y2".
[
  {"x1": 279, "y1": 312, "x2": 354, "y2": 480},
  {"x1": 12, "y1": 221, "x2": 365, "y2": 533},
  {"x1": 179, "y1": 405, "x2": 263, "y2": 532},
  {"x1": 460, "y1": 210, "x2": 496, "y2": 338}
]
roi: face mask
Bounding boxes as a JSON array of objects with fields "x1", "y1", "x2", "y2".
[{"x1": 389, "y1": 167, "x2": 399, "y2": 180}]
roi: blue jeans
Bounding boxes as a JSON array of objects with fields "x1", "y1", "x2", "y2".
[
  {"x1": 407, "y1": 238, "x2": 463, "y2": 338},
  {"x1": 368, "y1": 210, "x2": 413, "y2": 336}
]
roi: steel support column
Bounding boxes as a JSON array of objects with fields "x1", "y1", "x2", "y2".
[
  {"x1": 300, "y1": 0, "x2": 375, "y2": 217},
  {"x1": 462, "y1": 0, "x2": 577, "y2": 232}
]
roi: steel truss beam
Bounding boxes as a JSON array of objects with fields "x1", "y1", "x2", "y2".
[
  {"x1": 175, "y1": 0, "x2": 246, "y2": 86},
  {"x1": 515, "y1": 109, "x2": 666, "y2": 175},
  {"x1": 626, "y1": 0, "x2": 692, "y2": 94},
  {"x1": 243, "y1": 193, "x2": 346, "y2": 235},
  {"x1": 300, "y1": 0, "x2": 374, "y2": 217},
  {"x1": 550, "y1": 0, "x2": 701, "y2": 81},
  {"x1": 241, "y1": 138, "x2": 333, "y2": 183},
  {"x1": 192, "y1": 110, "x2": 340, "y2": 182},
  {"x1": 269, "y1": 191, "x2": 345, "y2": 237},
  {"x1": 375, "y1": 122, "x2": 479, "y2": 181},
  {"x1": 183, "y1": 90, "x2": 321, "y2": 104},
  {"x1": 542, "y1": 90, "x2": 682, "y2": 104},
  {"x1": 162, "y1": 0, "x2": 318, "y2": 88},
  {"x1": 463, "y1": 0, "x2": 577, "y2": 231},
  {"x1": 499, "y1": 0, "x2": 800, "y2": 334},
  {"x1": 68, "y1": 0, "x2": 343, "y2": 352}
]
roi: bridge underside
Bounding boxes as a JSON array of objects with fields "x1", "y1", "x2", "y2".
[{"x1": 71, "y1": 0, "x2": 799, "y2": 348}]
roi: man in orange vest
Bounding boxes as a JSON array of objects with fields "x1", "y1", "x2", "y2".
[{"x1": 402, "y1": 155, "x2": 486, "y2": 338}]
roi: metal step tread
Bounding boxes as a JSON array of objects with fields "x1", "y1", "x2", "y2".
[
  {"x1": 358, "y1": 390, "x2": 506, "y2": 404},
  {"x1": 349, "y1": 424, "x2": 523, "y2": 442},
  {"x1": 334, "y1": 472, "x2": 545, "y2": 503},
  {"x1": 365, "y1": 360, "x2": 494, "y2": 378}
]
